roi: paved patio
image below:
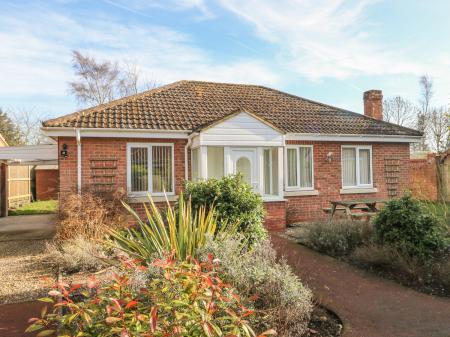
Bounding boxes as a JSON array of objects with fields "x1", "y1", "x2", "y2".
[
  {"x1": 272, "y1": 234, "x2": 450, "y2": 337},
  {"x1": 0, "y1": 214, "x2": 56, "y2": 241}
]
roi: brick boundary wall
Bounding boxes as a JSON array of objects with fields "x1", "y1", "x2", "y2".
[
  {"x1": 36, "y1": 169, "x2": 59, "y2": 201},
  {"x1": 409, "y1": 154, "x2": 438, "y2": 201}
]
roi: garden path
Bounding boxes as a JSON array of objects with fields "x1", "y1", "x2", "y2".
[{"x1": 272, "y1": 234, "x2": 450, "y2": 337}]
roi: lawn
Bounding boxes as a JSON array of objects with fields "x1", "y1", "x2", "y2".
[{"x1": 9, "y1": 200, "x2": 58, "y2": 216}]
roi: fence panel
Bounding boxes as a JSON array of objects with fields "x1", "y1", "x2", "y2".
[{"x1": 8, "y1": 165, "x2": 31, "y2": 207}]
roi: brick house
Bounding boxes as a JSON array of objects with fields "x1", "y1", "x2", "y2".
[{"x1": 42, "y1": 81, "x2": 422, "y2": 230}]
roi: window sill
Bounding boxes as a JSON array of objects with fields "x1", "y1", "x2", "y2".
[
  {"x1": 126, "y1": 195, "x2": 178, "y2": 203},
  {"x1": 284, "y1": 190, "x2": 319, "y2": 197},
  {"x1": 340, "y1": 187, "x2": 378, "y2": 195},
  {"x1": 262, "y1": 196, "x2": 287, "y2": 202}
]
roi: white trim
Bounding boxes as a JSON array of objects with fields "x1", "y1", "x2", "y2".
[
  {"x1": 42, "y1": 127, "x2": 189, "y2": 139},
  {"x1": 286, "y1": 133, "x2": 421, "y2": 143},
  {"x1": 127, "y1": 195, "x2": 179, "y2": 203},
  {"x1": 76, "y1": 129, "x2": 82, "y2": 194},
  {"x1": 284, "y1": 145, "x2": 314, "y2": 191},
  {"x1": 126, "y1": 142, "x2": 175, "y2": 197},
  {"x1": 284, "y1": 190, "x2": 319, "y2": 197},
  {"x1": 340, "y1": 187, "x2": 378, "y2": 195},
  {"x1": 341, "y1": 145, "x2": 373, "y2": 189}
]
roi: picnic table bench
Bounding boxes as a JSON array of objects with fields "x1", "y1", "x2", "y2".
[{"x1": 324, "y1": 199, "x2": 387, "y2": 222}]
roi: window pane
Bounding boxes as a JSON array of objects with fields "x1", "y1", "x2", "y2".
[
  {"x1": 207, "y1": 147, "x2": 224, "y2": 179},
  {"x1": 359, "y1": 149, "x2": 371, "y2": 184},
  {"x1": 287, "y1": 148, "x2": 298, "y2": 187},
  {"x1": 263, "y1": 148, "x2": 278, "y2": 195},
  {"x1": 299, "y1": 147, "x2": 312, "y2": 188},
  {"x1": 271, "y1": 148, "x2": 278, "y2": 194},
  {"x1": 152, "y1": 146, "x2": 173, "y2": 193},
  {"x1": 236, "y1": 157, "x2": 251, "y2": 185},
  {"x1": 130, "y1": 147, "x2": 148, "y2": 192},
  {"x1": 191, "y1": 148, "x2": 199, "y2": 181},
  {"x1": 342, "y1": 148, "x2": 357, "y2": 186},
  {"x1": 263, "y1": 149, "x2": 271, "y2": 194}
]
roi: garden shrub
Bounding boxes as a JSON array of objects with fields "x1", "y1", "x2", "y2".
[
  {"x1": 56, "y1": 191, "x2": 129, "y2": 241},
  {"x1": 199, "y1": 236, "x2": 313, "y2": 337},
  {"x1": 46, "y1": 236, "x2": 109, "y2": 274},
  {"x1": 111, "y1": 193, "x2": 237, "y2": 261},
  {"x1": 374, "y1": 194, "x2": 449, "y2": 260},
  {"x1": 303, "y1": 221, "x2": 373, "y2": 256},
  {"x1": 184, "y1": 174, "x2": 267, "y2": 243},
  {"x1": 28, "y1": 255, "x2": 272, "y2": 337}
]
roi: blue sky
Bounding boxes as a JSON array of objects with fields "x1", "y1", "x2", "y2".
[{"x1": 1, "y1": 0, "x2": 449, "y2": 120}]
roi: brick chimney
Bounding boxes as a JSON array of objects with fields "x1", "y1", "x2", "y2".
[{"x1": 363, "y1": 90, "x2": 383, "y2": 120}]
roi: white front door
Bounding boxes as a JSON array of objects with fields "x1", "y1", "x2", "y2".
[{"x1": 231, "y1": 148, "x2": 258, "y2": 190}]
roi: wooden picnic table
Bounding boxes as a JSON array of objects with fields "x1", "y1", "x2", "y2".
[{"x1": 326, "y1": 199, "x2": 387, "y2": 222}]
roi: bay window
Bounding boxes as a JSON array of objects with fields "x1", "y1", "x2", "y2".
[
  {"x1": 341, "y1": 145, "x2": 372, "y2": 188},
  {"x1": 127, "y1": 143, "x2": 174, "y2": 195},
  {"x1": 286, "y1": 146, "x2": 314, "y2": 190}
]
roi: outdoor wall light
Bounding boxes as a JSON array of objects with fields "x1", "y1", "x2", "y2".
[
  {"x1": 326, "y1": 152, "x2": 333, "y2": 163},
  {"x1": 60, "y1": 143, "x2": 68, "y2": 157}
]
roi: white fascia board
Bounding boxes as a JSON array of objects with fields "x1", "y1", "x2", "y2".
[
  {"x1": 285, "y1": 133, "x2": 422, "y2": 143},
  {"x1": 42, "y1": 127, "x2": 190, "y2": 139}
]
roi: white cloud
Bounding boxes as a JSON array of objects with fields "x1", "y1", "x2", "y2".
[
  {"x1": 214, "y1": 0, "x2": 426, "y2": 80},
  {"x1": 0, "y1": 3, "x2": 279, "y2": 101}
]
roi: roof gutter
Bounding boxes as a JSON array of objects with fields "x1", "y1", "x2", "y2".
[
  {"x1": 41, "y1": 127, "x2": 190, "y2": 139},
  {"x1": 285, "y1": 133, "x2": 423, "y2": 143}
]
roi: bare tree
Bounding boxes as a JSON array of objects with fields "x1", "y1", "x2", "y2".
[
  {"x1": 427, "y1": 106, "x2": 450, "y2": 153},
  {"x1": 383, "y1": 96, "x2": 417, "y2": 128},
  {"x1": 9, "y1": 108, "x2": 51, "y2": 145},
  {"x1": 69, "y1": 51, "x2": 156, "y2": 107},
  {"x1": 414, "y1": 75, "x2": 434, "y2": 151}
]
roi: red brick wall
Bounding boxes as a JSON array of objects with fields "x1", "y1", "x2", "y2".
[
  {"x1": 409, "y1": 154, "x2": 438, "y2": 201},
  {"x1": 57, "y1": 137, "x2": 411, "y2": 229},
  {"x1": 264, "y1": 201, "x2": 286, "y2": 231},
  {"x1": 36, "y1": 169, "x2": 59, "y2": 200},
  {"x1": 58, "y1": 137, "x2": 187, "y2": 197},
  {"x1": 285, "y1": 141, "x2": 411, "y2": 224}
]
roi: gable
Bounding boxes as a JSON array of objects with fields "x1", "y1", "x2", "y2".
[{"x1": 196, "y1": 111, "x2": 284, "y2": 146}]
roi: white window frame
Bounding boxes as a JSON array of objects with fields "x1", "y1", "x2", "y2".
[
  {"x1": 341, "y1": 145, "x2": 373, "y2": 189},
  {"x1": 284, "y1": 145, "x2": 314, "y2": 191},
  {"x1": 127, "y1": 142, "x2": 175, "y2": 197}
]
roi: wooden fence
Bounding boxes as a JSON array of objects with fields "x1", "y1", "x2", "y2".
[{"x1": 8, "y1": 165, "x2": 31, "y2": 207}]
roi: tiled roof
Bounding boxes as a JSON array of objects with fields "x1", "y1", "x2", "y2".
[{"x1": 43, "y1": 80, "x2": 422, "y2": 136}]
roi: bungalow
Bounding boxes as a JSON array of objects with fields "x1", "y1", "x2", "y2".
[{"x1": 42, "y1": 81, "x2": 422, "y2": 229}]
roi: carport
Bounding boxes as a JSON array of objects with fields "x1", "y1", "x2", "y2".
[{"x1": 0, "y1": 144, "x2": 58, "y2": 216}]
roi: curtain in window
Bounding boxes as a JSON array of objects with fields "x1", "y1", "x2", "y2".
[
  {"x1": 130, "y1": 147, "x2": 148, "y2": 192},
  {"x1": 152, "y1": 146, "x2": 173, "y2": 193},
  {"x1": 359, "y1": 149, "x2": 371, "y2": 184},
  {"x1": 207, "y1": 147, "x2": 224, "y2": 179},
  {"x1": 299, "y1": 147, "x2": 312, "y2": 188},
  {"x1": 191, "y1": 148, "x2": 199, "y2": 181},
  {"x1": 287, "y1": 148, "x2": 298, "y2": 187},
  {"x1": 342, "y1": 148, "x2": 357, "y2": 186}
]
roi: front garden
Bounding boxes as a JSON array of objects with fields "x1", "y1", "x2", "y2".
[
  {"x1": 26, "y1": 175, "x2": 340, "y2": 337},
  {"x1": 287, "y1": 194, "x2": 450, "y2": 297}
]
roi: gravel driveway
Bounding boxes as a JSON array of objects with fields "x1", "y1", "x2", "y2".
[{"x1": 0, "y1": 240, "x2": 53, "y2": 304}]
